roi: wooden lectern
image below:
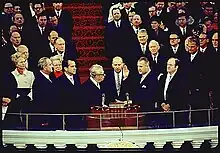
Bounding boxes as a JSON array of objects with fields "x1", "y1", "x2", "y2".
[{"x1": 86, "y1": 102, "x2": 144, "y2": 130}]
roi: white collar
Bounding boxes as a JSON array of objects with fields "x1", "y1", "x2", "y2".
[
  {"x1": 90, "y1": 77, "x2": 100, "y2": 89},
  {"x1": 190, "y1": 51, "x2": 198, "y2": 61},
  {"x1": 49, "y1": 43, "x2": 55, "y2": 52},
  {"x1": 13, "y1": 68, "x2": 28, "y2": 76},
  {"x1": 40, "y1": 70, "x2": 52, "y2": 82},
  {"x1": 65, "y1": 72, "x2": 74, "y2": 84},
  {"x1": 12, "y1": 45, "x2": 17, "y2": 51},
  {"x1": 171, "y1": 44, "x2": 179, "y2": 50},
  {"x1": 200, "y1": 47, "x2": 207, "y2": 52},
  {"x1": 38, "y1": 25, "x2": 45, "y2": 31},
  {"x1": 140, "y1": 70, "x2": 151, "y2": 83}
]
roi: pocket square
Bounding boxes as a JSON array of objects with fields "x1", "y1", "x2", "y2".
[{"x1": 142, "y1": 85, "x2": 147, "y2": 88}]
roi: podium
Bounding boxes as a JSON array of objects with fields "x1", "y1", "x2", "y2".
[{"x1": 86, "y1": 102, "x2": 144, "y2": 130}]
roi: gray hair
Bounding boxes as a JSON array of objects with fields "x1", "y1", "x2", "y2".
[
  {"x1": 89, "y1": 64, "x2": 103, "y2": 78},
  {"x1": 137, "y1": 28, "x2": 148, "y2": 35},
  {"x1": 37, "y1": 57, "x2": 50, "y2": 70},
  {"x1": 50, "y1": 55, "x2": 62, "y2": 63}
]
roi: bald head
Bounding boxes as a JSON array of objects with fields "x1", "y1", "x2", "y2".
[
  {"x1": 54, "y1": 37, "x2": 65, "y2": 52},
  {"x1": 112, "y1": 56, "x2": 124, "y2": 73},
  {"x1": 48, "y1": 30, "x2": 59, "y2": 45},
  {"x1": 10, "y1": 31, "x2": 21, "y2": 47}
]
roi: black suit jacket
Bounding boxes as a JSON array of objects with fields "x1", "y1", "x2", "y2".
[
  {"x1": 182, "y1": 51, "x2": 210, "y2": 109},
  {"x1": 133, "y1": 71, "x2": 159, "y2": 112},
  {"x1": 147, "y1": 52, "x2": 168, "y2": 76},
  {"x1": 104, "y1": 19, "x2": 131, "y2": 60},
  {"x1": 32, "y1": 71, "x2": 55, "y2": 113},
  {"x1": 103, "y1": 70, "x2": 133, "y2": 103},
  {"x1": 54, "y1": 73, "x2": 83, "y2": 113},
  {"x1": 157, "y1": 71, "x2": 188, "y2": 110},
  {"x1": 81, "y1": 78, "x2": 106, "y2": 112},
  {"x1": 2, "y1": 43, "x2": 17, "y2": 74}
]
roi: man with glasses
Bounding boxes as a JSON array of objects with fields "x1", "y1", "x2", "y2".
[
  {"x1": 82, "y1": 64, "x2": 107, "y2": 112},
  {"x1": 165, "y1": 32, "x2": 185, "y2": 61}
]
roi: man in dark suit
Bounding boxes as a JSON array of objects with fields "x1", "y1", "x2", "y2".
[
  {"x1": 148, "y1": 16, "x2": 169, "y2": 48},
  {"x1": 165, "y1": 32, "x2": 186, "y2": 62},
  {"x1": 45, "y1": 30, "x2": 59, "y2": 57},
  {"x1": 120, "y1": 2, "x2": 136, "y2": 22},
  {"x1": 31, "y1": 57, "x2": 55, "y2": 130},
  {"x1": 82, "y1": 64, "x2": 107, "y2": 113},
  {"x1": 51, "y1": 1, "x2": 73, "y2": 40},
  {"x1": 157, "y1": 57, "x2": 189, "y2": 128},
  {"x1": 133, "y1": 57, "x2": 159, "y2": 127},
  {"x1": 2, "y1": 31, "x2": 22, "y2": 74},
  {"x1": 28, "y1": 12, "x2": 51, "y2": 68},
  {"x1": 147, "y1": 40, "x2": 168, "y2": 77},
  {"x1": 133, "y1": 57, "x2": 159, "y2": 112},
  {"x1": 173, "y1": 13, "x2": 193, "y2": 43},
  {"x1": 182, "y1": 36, "x2": 210, "y2": 126},
  {"x1": 53, "y1": 37, "x2": 77, "y2": 61},
  {"x1": 104, "y1": 7, "x2": 131, "y2": 61},
  {"x1": 103, "y1": 56, "x2": 132, "y2": 103},
  {"x1": 54, "y1": 60, "x2": 84, "y2": 130}
]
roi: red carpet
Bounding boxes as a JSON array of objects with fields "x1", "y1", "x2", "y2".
[{"x1": 69, "y1": 3, "x2": 109, "y2": 83}]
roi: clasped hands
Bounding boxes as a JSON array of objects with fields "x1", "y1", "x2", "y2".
[
  {"x1": 2, "y1": 97, "x2": 11, "y2": 106},
  {"x1": 161, "y1": 103, "x2": 170, "y2": 112}
]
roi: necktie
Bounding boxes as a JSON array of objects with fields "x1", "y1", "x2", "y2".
[
  {"x1": 183, "y1": 28, "x2": 186, "y2": 35},
  {"x1": 70, "y1": 77, "x2": 74, "y2": 85},
  {"x1": 116, "y1": 21, "x2": 119, "y2": 28},
  {"x1": 41, "y1": 27, "x2": 44, "y2": 35},
  {"x1": 142, "y1": 46, "x2": 145, "y2": 54},
  {"x1": 116, "y1": 73, "x2": 121, "y2": 95},
  {"x1": 57, "y1": 11, "x2": 60, "y2": 18},
  {"x1": 153, "y1": 56, "x2": 156, "y2": 63},
  {"x1": 164, "y1": 75, "x2": 172, "y2": 100}
]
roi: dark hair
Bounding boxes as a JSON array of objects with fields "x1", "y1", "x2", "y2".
[
  {"x1": 62, "y1": 60, "x2": 68, "y2": 69},
  {"x1": 32, "y1": 1, "x2": 43, "y2": 9},
  {"x1": 169, "y1": 32, "x2": 180, "y2": 38},
  {"x1": 138, "y1": 57, "x2": 149, "y2": 64},
  {"x1": 37, "y1": 11, "x2": 47, "y2": 19},
  {"x1": 111, "y1": 7, "x2": 120, "y2": 15},
  {"x1": 174, "y1": 58, "x2": 180, "y2": 67},
  {"x1": 177, "y1": 12, "x2": 188, "y2": 19},
  {"x1": 188, "y1": 36, "x2": 199, "y2": 46},
  {"x1": 150, "y1": 15, "x2": 161, "y2": 23}
]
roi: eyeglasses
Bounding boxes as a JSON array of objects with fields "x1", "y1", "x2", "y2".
[
  {"x1": 96, "y1": 73, "x2": 106, "y2": 76},
  {"x1": 212, "y1": 39, "x2": 218, "y2": 41},
  {"x1": 169, "y1": 38, "x2": 179, "y2": 40}
]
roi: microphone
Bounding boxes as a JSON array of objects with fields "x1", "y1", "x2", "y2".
[
  {"x1": 118, "y1": 123, "x2": 124, "y2": 141},
  {"x1": 101, "y1": 93, "x2": 105, "y2": 106},
  {"x1": 125, "y1": 92, "x2": 129, "y2": 106}
]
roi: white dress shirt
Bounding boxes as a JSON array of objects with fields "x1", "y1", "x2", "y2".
[
  {"x1": 171, "y1": 44, "x2": 179, "y2": 54},
  {"x1": 40, "y1": 70, "x2": 52, "y2": 82},
  {"x1": 90, "y1": 77, "x2": 100, "y2": 89},
  {"x1": 152, "y1": 53, "x2": 159, "y2": 63},
  {"x1": 200, "y1": 47, "x2": 207, "y2": 53},
  {"x1": 179, "y1": 26, "x2": 186, "y2": 35},
  {"x1": 190, "y1": 51, "x2": 198, "y2": 62},
  {"x1": 65, "y1": 72, "x2": 74, "y2": 85},
  {"x1": 140, "y1": 70, "x2": 151, "y2": 84},
  {"x1": 114, "y1": 19, "x2": 121, "y2": 28},
  {"x1": 49, "y1": 43, "x2": 55, "y2": 53},
  {"x1": 163, "y1": 73, "x2": 175, "y2": 101}
]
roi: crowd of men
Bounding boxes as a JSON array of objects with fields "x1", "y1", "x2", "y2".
[{"x1": 0, "y1": 1, "x2": 219, "y2": 130}]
